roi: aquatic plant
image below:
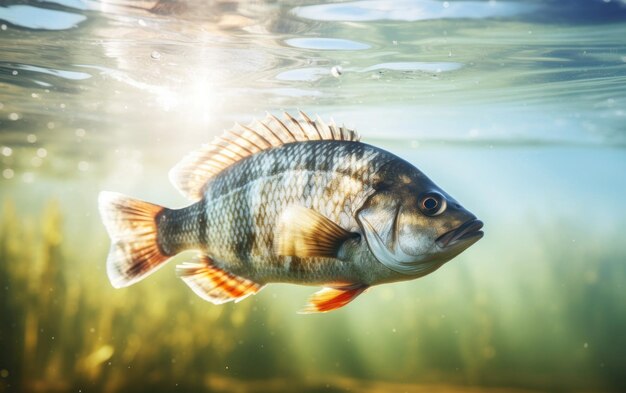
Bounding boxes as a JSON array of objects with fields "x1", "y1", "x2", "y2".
[{"x1": 1, "y1": 201, "x2": 624, "y2": 392}]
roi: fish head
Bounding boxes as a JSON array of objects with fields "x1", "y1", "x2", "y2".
[{"x1": 356, "y1": 168, "x2": 483, "y2": 277}]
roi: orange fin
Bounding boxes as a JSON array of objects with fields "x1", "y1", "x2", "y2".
[
  {"x1": 98, "y1": 191, "x2": 170, "y2": 288},
  {"x1": 275, "y1": 206, "x2": 358, "y2": 258},
  {"x1": 176, "y1": 255, "x2": 264, "y2": 304},
  {"x1": 299, "y1": 285, "x2": 368, "y2": 314}
]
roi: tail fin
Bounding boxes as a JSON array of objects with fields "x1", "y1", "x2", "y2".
[{"x1": 98, "y1": 191, "x2": 170, "y2": 288}]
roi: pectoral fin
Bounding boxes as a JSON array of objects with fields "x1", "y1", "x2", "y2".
[
  {"x1": 299, "y1": 285, "x2": 368, "y2": 314},
  {"x1": 275, "y1": 206, "x2": 358, "y2": 258},
  {"x1": 176, "y1": 255, "x2": 264, "y2": 304}
]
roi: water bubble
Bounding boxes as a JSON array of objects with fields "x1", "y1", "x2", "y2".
[
  {"x1": 27, "y1": 134, "x2": 37, "y2": 143},
  {"x1": 331, "y1": 65, "x2": 342, "y2": 78},
  {"x1": 584, "y1": 342, "x2": 589, "y2": 348},
  {"x1": 0, "y1": 369, "x2": 8, "y2": 378},
  {"x1": 0, "y1": 102, "x2": 3, "y2": 109},
  {"x1": 36, "y1": 148, "x2": 47, "y2": 158},
  {"x1": 8, "y1": 112, "x2": 19, "y2": 121},
  {"x1": 60, "y1": 103, "x2": 66, "y2": 109},
  {"x1": 0, "y1": 24, "x2": 7, "y2": 31},
  {"x1": 1, "y1": 146, "x2": 12, "y2": 156},
  {"x1": 31, "y1": 93, "x2": 40, "y2": 98},
  {"x1": 31, "y1": 157, "x2": 42, "y2": 167},
  {"x1": 138, "y1": 19, "x2": 147, "y2": 27},
  {"x1": 2, "y1": 169, "x2": 14, "y2": 179},
  {"x1": 11, "y1": 70, "x2": 18, "y2": 76},
  {"x1": 22, "y1": 172, "x2": 34, "y2": 183},
  {"x1": 75, "y1": 128, "x2": 86, "y2": 137},
  {"x1": 78, "y1": 161, "x2": 89, "y2": 171},
  {"x1": 47, "y1": 122, "x2": 55, "y2": 129},
  {"x1": 151, "y1": 51, "x2": 161, "y2": 60},
  {"x1": 392, "y1": 40, "x2": 398, "y2": 45},
  {"x1": 443, "y1": 1, "x2": 450, "y2": 8}
]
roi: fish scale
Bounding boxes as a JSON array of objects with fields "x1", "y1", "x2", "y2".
[
  {"x1": 181, "y1": 141, "x2": 390, "y2": 284},
  {"x1": 99, "y1": 111, "x2": 483, "y2": 313}
]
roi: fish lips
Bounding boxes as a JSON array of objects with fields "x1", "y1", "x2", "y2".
[{"x1": 436, "y1": 219, "x2": 484, "y2": 249}]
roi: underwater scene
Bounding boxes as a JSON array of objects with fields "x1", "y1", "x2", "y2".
[{"x1": 1, "y1": 0, "x2": 626, "y2": 392}]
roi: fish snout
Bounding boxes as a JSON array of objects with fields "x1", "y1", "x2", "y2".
[{"x1": 436, "y1": 218, "x2": 484, "y2": 249}]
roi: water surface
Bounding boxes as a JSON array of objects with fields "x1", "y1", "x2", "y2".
[{"x1": 1, "y1": 1, "x2": 625, "y2": 392}]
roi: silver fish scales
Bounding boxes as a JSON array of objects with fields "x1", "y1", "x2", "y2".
[{"x1": 99, "y1": 111, "x2": 483, "y2": 313}]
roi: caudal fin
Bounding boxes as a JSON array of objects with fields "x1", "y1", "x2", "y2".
[{"x1": 98, "y1": 191, "x2": 170, "y2": 288}]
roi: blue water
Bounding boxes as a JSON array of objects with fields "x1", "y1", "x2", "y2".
[{"x1": 1, "y1": 1, "x2": 625, "y2": 392}]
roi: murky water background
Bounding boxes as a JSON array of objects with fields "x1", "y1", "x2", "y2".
[{"x1": 1, "y1": 1, "x2": 625, "y2": 392}]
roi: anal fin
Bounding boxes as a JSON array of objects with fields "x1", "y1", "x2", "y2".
[
  {"x1": 176, "y1": 255, "x2": 263, "y2": 304},
  {"x1": 299, "y1": 285, "x2": 368, "y2": 314}
]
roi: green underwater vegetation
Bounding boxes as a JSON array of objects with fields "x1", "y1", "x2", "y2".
[{"x1": 1, "y1": 196, "x2": 624, "y2": 392}]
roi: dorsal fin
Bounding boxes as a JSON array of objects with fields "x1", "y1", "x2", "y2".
[{"x1": 169, "y1": 111, "x2": 361, "y2": 200}]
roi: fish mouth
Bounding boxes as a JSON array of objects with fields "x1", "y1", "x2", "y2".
[{"x1": 436, "y1": 219, "x2": 484, "y2": 248}]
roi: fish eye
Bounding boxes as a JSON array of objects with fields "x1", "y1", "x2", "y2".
[{"x1": 419, "y1": 191, "x2": 447, "y2": 216}]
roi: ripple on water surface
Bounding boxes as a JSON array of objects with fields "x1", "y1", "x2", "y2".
[
  {"x1": 0, "y1": 4, "x2": 87, "y2": 30},
  {"x1": 292, "y1": 0, "x2": 537, "y2": 22},
  {"x1": 362, "y1": 62, "x2": 463, "y2": 73},
  {"x1": 285, "y1": 38, "x2": 371, "y2": 51}
]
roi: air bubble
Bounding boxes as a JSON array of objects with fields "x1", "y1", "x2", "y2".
[
  {"x1": 2, "y1": 169, "x2": 14, "y2": 179},
  {"x1": 78, "y1": 161, "x2": 89, "y2": 171},
  {"x1": 22, "y1": 172, "x2": 34, "y2": 183},
  {"x1": 8, "y1": 112, "x2": 19, "y2": 121},
  {"x1": 331, "y1": 65, "x2": 342, "y2": 78},
  {"x1": 75, "y1": 128, "x2": 86, "y2": 137},
  {"x1": 37, "y1": 148, "x2": 47, "y2": 158},
  {"x1": 27, "y1": 134, "x2": 37, "y2": 143},
  {"x1": 1, "y1": 146, "x2": 12, "y2": 156},
  {"x1": 151, "y1": 51, "x2": 161, "y2": 60}
]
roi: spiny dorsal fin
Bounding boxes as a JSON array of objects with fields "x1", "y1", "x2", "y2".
[
  {"x1": 176, "y1": 255, "x2": 264, "y2": 304},
  {"x1": 169, "y1": 111, "x2": 361, "y2": 200},
  {"x1": 274, "y1": 206, "x2": 359, "y2": 258}
]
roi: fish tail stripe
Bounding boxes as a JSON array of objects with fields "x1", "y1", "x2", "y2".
[
  {"x1": 168, "y1": 111, "x2": 360, "y2": 200},
  {"x1": 176, "y1": 256, "x2": 264, "y2": 304},
  {"x1": 98, "y1": 191, "x2": 170, "y2": 288}
]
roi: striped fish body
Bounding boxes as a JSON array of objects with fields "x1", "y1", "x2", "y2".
[
  {"x1": 99, "y1": 112, "x2": 483, "y2": 313},
  {"x1": 157, "y1": 140, "x2": 394, "y2": 285}
]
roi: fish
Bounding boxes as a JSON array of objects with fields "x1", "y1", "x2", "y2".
[{"x1": 98, "y1": 111, "x2": 483, "y2": 313}]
